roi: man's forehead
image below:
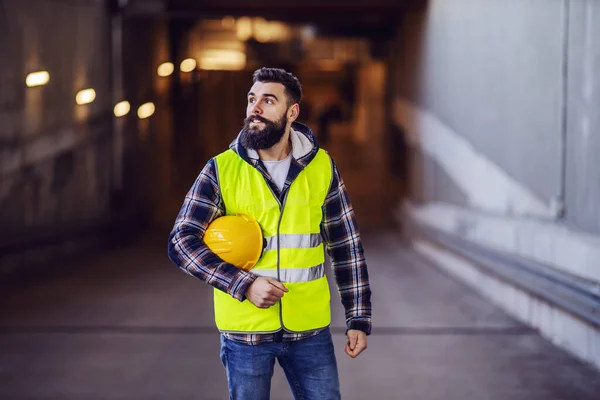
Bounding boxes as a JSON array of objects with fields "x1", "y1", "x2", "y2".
[{"x1": 249, "y1": 81, "x2": 285, "y2": 96}]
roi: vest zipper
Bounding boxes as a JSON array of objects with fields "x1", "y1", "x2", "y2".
[
  {"x1": 264, "y1": 182, "x2": 290, "y2": 332},
  {"x1": 268, "y1": 187, "x2": 327, "y2": 334}
]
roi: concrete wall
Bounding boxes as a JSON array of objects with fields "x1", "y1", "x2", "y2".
[
  {"x1": 0, "y1": 1, "x2": 172, "y2": 273},
  {"x1": 565, "y1": 0, "x2": 600, "y2": 233},
  {"x1": 392, "y1": 0, "x2": 600, "y2": 280},
  {"x1": 390, "y1": 0, "x2": 600, "y2": 370},
  {"x1": 392, "y1": 0, "x2": 566, "y2": 217},
  {"x1": 120, "y1": 15, "x2": 173, "y2": 224},
  {"x1": 0, "y1": 0, "x2": 114, "y2": 235}
]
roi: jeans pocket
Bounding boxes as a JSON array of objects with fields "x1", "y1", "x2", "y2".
[{"x1": 220, "y1": 336, "x2": 228, "y2": 369}]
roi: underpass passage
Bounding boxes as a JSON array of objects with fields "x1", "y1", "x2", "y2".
[
  {"x1": 1, "y1": 231, "x2": 600, "y2": 400},
  {"x1": 3, "y1": 1, "x2": 600, "y2": 398}
]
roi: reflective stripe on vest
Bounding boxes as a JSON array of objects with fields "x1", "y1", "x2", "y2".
[
  {"x1": 213, "y1": 147, "x2": 333, "y2": 334},
  {"x1": 252, "y1": 263, "x2": 325, "y2": 282},
  {"x1": 264, "y1": 233, "x2": 322, "y2": 252}
]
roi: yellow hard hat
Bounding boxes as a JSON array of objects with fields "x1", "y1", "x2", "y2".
[{"x1": 203, "y1": 214, "x2": 265, "y2": 272}]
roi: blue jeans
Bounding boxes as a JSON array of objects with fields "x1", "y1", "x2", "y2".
[{"x1": 220, "y1": 328, "x2": 341, "y2": 400}]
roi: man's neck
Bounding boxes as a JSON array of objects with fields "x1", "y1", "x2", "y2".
[{"x1": 258, "y1": 129, "x2": 292, "y2": 161}]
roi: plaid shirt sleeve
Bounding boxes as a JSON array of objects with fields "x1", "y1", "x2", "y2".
[
  {"x1": 168, "y1": 158, "x2": 257, "y2": 301},
  {"x1": 321, "y1": 158, "x2": 372, "y2": 335}
]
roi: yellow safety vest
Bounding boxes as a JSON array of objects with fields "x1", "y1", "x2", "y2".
[{"x1": 213, "y1": 148, "x2": 332, "y2": 333}]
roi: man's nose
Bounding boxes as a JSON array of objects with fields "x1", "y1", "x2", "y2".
[{"x1": 250, "y1": 103, "x2": 262, "y2": 115}]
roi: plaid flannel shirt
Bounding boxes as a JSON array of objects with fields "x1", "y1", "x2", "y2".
[{"x1": 168, "y1": 123, "x2": 372, "y2": 345}]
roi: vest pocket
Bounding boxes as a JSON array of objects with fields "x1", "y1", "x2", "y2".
[
  {"x1": 213, "y1": 288, "x2": 281, "y2": 333},
  {"x1": 281, "y1": 276, "x2": 331, "y2": 332}
]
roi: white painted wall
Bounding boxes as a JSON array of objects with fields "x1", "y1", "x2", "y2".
[
  {"x1": 405, "y1": 201, "x2": 600, "y2": 286},
  {"x1": 394, "y1": 98, "x2": 556, "y2": 218},
  {"x1": 391, "y1": 0, "x2": 600, "y2": 286},
  {"x1": 392, "y1": 0, "x2": 565, "y2": 204},
  {"x1": 391, "y1": 0, "x2": 600, "y2": 367}
]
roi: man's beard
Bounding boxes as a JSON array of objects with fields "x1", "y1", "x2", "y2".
[{"x1": 240, "y1": 113, "x2": 288, "y2": 150}]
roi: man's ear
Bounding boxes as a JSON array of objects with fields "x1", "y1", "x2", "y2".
[{"x1": 288, "y1": 104, "x2": 300, "y2": 122}]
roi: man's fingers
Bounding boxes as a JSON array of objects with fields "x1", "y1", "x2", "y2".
[
  {"x1": 354, "y1": 340, "x2": 367, "y2": 355},
  {"x1": 267, "y1": 286, "x2": 285, "y2": 298},
  {"x1": 345, "y1": 343, "x2": 364, "y2": 358},
  {"x1": 256, "y1": 292, "x2": 283, "y2": 308},
  {"x1": 345, "y1": 341, "x2": 366, "y2": 358},
  {"x1": 247, "y1": 278, "x2": 288, "y2": 308},
  {"x1": 258, "y1": 301, "x2": 275, "y2": 309},
  {"x1": 344, "y1": 343, "x2": 355, "y2": 358},
  {"x1": 348, "y1": 334, "x2": 358, "y2": 350},
  {"x1": 345, "y1": 331, "x2": 368, "y2": 358},
  {"x1": 267, "y1": 278, "x2": 288, "y2": 292},
  {"x1": 262, "y1": 294, "x2": 280, "y2": 304},
  {"x1": 357, "y1": 334, "x2": 367, "y2": 350}
]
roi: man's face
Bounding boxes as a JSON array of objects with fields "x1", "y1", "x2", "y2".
[{"x1": 241, "y1": 82, "x2": 290, "y2": 150}]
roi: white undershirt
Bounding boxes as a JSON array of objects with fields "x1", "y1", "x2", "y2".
[{"x1": 262, "y1": 152, "x2": 292, "y2": 192}]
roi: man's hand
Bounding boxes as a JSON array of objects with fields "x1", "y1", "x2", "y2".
[
  {"x1": 245, "y1": 277, "x2": 288, "y2": 308},
  {"x1": 345, "y1": 329, "x2": 368, "y2": 358}
]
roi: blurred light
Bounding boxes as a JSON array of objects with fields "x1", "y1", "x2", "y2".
[
  {"x1": 199, "y1": 50, "x2": 246, "y2": 71},
  {"x1": 157, "y1": 62, "x2": 174, "y2": 77},
  {"x1": 137, "y1": 102, "x2": 155, "y2": 119},
  {"x1": 270, "y1": 22, "x2": 290, "y2": 41},
  {"x1": 236, "y1": 17, "x2": 253, "y2": 41},
  {"x1": 180, "y1": 58, "x2": 197, "y2": 72},
  {"x1": 114, "y1": 101, "x2": 130, "y2": 117},
  {"x1": 301, "y1": 26, "x2": 317, "y2": 41},
  {"x1": 254, "y1": 20, "x2": 290, "y2": 43},
  {"x1": 76, "y1": 88, "x2": 96, "y2": 105},
  {"x1": 222, "y1": 16, "x2": 235, "y2": 29},
  {"x1": 254, "y1": 18, "x2": 270, "y2": 43},
  {"x1": 26, "y1": 71, "x2": 50, "y2": 87},
  {"x1": 318, "y1": 60, "x2": 342, "y2": 72}
]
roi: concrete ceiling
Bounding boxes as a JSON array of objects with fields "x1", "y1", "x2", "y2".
[{"x1": 123, "y1": 0, "x2": 426, "y2": 39}]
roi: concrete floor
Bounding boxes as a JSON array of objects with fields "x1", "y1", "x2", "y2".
[{"x1": 1, "y1": 230, "x2": 600, "y2": 400}]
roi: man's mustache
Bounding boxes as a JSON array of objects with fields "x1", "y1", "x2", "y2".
[{"x1": 244, "y1": 115, "x2": 270, "y2": 124}]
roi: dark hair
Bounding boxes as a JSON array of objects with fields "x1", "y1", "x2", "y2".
[{"x1": 252, "y1": 67, "x2": 302, "y2": 106}]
